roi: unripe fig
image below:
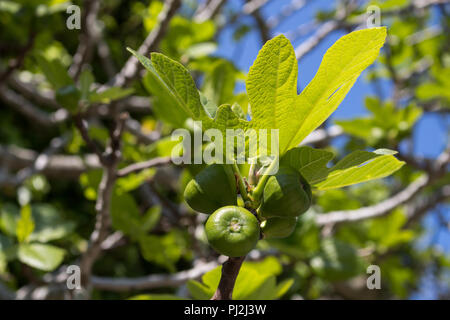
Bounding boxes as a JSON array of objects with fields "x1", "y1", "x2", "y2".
[
  {"x1": 261, "y1": 217, "x2": 297, "y2": 239},
  {"x1": 184, "y1": 164, "x2": 237, "y2": 214},
  {"x1": 259, "y1": 166, "x2": 312, "y2": 218},
  {"x1": 205, "y1": 206, "x2": 260, "y2": 257}
]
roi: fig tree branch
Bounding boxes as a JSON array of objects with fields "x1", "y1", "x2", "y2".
[
  {"x1": 194, "y1": 0, "x2": 227, "y2": 22},
  {"x1": 267, "y1": 0, "x2": 309, "y2": 30},
  {"x1": 68, "y1": 0, "x2": 101, "y2": 80},
  {"x1": 211, "y1": 256, "x2": 246, "y2": 300},
  {"x1": 74, "y1": 113, "x2": 105, "y2": 163},
  {"x1": 78, "y1": 112, "x2": 128, "y2": 290},
  {"x1": 242, "y1": 0, "x2": 269, "y2": 14},
  {"x1": 300, "y1": 125, "x2": 343, "y2": 145},
  {"x1": 404, "y1": 185, "x2": 450, "y2": 228},
  {"x1": 5, "y1": 77, "x2": 157, "y2": 144},
  {"x1": 294, "y1": 0, "x2": 448, "y2": 61},
  {"x1": 7, "y1": 135, "x2": 69, "y2": 187},
  {"x1": 294, "y1": 20, "x2": 340, "y2": 60},
  {"x1": 9, "y1": 76, "x2": 153, "y2": 113},
  {"x1": 315, "y1": 174, "x2": 431, "y2": 225},
  {"x1": 0, "y1": 145, "x2": 101, "y2": 180},
  {"x1": 116, "y1": 156, "x2": 172, "y2": 177},
  {"x1": 8, "y1": 77, "x2": 61, "y2": 109},
  {"x1": 91, "y1": 261, "x2": 218, "y2": 291},
  {"x1": 245, "y1": 0, "x2": 270, "y2": 43},
  {"x1": 0, "y1": 27, "x2": 35, "y2": 83},
  {"x1": 0, "y1": 85, "x2": 69, "y2": 127}
]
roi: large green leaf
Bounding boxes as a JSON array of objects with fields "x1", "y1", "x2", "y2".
[
  {"x1": 286, "y1": 27, "x2": 387, "y2": 149},
  {"x1": 133, "y1": 28, "x2": 386, "y2": 158},
  {"x1": 129, "y1": 49, "x2": 248, "y2": 132},
  {"x1": 246, "y1": 34, "x2": 299, "y2": 154},
  {"x1": 142, "y1": 71, "x2": 190, "y2": 127},
  {"x1": 131, "y1": 48, "x2": 250, "y2": 159},
  {"x1": 282, "y1": 147, "x2": 404, "y2": 190},
  {"x1": 17, "y1": 243, "x2": 65, "y2": 271},
  {"x1": 314, "y1": 149, "x2": 405, "y2": 190},
  {"x1": 130, "y1": 48, "x2": 204, "y2": 126},
  {"x1": 281, "y1": 146, "x2": 334, "y2": 183}
]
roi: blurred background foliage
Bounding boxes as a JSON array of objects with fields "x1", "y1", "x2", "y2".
[{"x1": 0, "y1": 0, "x2": 449, "y2": 300}]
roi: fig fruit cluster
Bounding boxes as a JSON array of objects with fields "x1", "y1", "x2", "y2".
[{"x1": 184, "y1": 164, "x2": 312, "y2": 257}]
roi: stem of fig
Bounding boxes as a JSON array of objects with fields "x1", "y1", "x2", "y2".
[
  {"x1": 248, "y1": 162, "x2": 256, "y2": 186},
  {"x1": 251, "y1": 156, "x2": 279, "y2": 203},
  {"x1": 232, "y1": 162, "x2": 251, "y2": 203},
  {"x1": 211, "y1": 256, "x2": 245, "y2": 300}
]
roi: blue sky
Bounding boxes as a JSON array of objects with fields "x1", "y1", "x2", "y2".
[{"x1": 213, "y1": 0, "x2": 449, "y2": 299}]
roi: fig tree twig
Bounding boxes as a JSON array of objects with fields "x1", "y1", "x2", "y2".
[
  {"x1": 232, "y1": 162, "x2": 251, "y2": 203},
  {"x1": 69, "y1": 0, "x2": 101, "y2": 80},
  {"x1": 211, "y1": 256, "x2": 246, "y2": 300},
  {"x1": 194, "y1": 0, "x2": 226, "y2": 22},
  {"x1": 315, "y1": 175, "x2": 430, "y2": 225},
  {"x1": 116, "y1": 156, "x2": 171, "y2": 177},
  {"x1": 73, "y1": 113, "x2": 105, "y2": 163},
  {"x1": 0, "y1": 85, "x2": 69, "y2": 127},
  {"x1": 91, "y1": 261, "x2": 218, "y2": 291},
  {"x1": 78, "y1": 113, "x2": 128, "y2": 290}
]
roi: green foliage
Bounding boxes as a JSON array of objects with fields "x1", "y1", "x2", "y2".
[
  {"x1": 17, "y1": 243, "x2": 65, "y2": 271},
  {"x1": 139, "y1": 229, "x2": 190, "y2": 272},
  {"x1": 310, "y1": 238, "x2": 366, "y2": 281},
  {"x1": 111, "y1": 191, "x2": 161, "y2": 239},
  {"x1": 202, "y1": 60, "x2": 241, "y2": 108},
  {"x1": 0, "y1": 202, "x2": 72, "y2": 272},
  {"x1": 129, "y1": 293, "x2": 186, "y2": 300},
  {"x1": 0, "y1": 0, "x2": 446, "y2": 301},
  {"x1": 16, "y1": 205, "x2": 34, "y2": 243},
  {"x1": 89, "y1": 87, "x2": 135, "y2": 104},
  {"x1": 336, "y1": 97, "x2": 423, "y2": 146}
]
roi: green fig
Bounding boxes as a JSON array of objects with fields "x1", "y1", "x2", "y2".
[
  {"x1": 259, "y1": 166, "x2": 312, "y2": 218},
  {"x1": 184, "y1": 164, "x2": 237, "y2": 214},
  {"x1": 205, "y1": 206, "x2": 260, "y2": 257},
  {"x1": 261, "y1": 217, "x2": 297, "y2": 239}
]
